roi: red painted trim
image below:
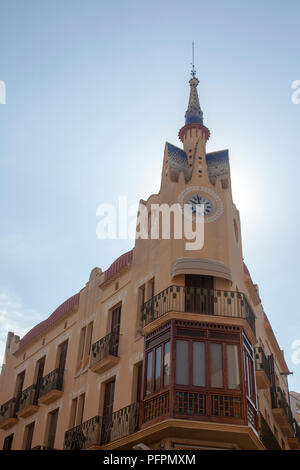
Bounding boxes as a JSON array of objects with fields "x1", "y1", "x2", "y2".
[
  {"x1": 19, "y1": 293, "x2": 80, "y2": 349},
  {"x1": 178, "y1": 123, "x2": 211, "y2": 143}
]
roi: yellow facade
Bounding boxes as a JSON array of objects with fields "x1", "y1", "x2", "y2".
[{"x1": 0, "y1": 75, "x2": 299, "y2": 451}]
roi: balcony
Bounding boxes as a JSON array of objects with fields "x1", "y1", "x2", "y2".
[
  {"x1": 255, "y1": 347, "x2": 271, "y2": 390},
  {"x1": 64, "y1": 403, "x2": 139, "y2": 450},
  {"x1": 271, "y1": 387, "x2": 294, "y2": 437},
  {"x1": 101, "y1": 402, "x2": 139, "y2": 445},
  {"x1": 141, "y1": 389, "x2": 244, "y2": 427},
  {"x1": 16, "y1": 384, "x2": 39, "y2": 418},
  {"x1": 64, "y1": 416, "x2": 102, "y2": 449},
  {"x1": 0, "y1": 397, "x2": 17, "y2": 430},
  {"x1": 258, "y1": 412, "x2": 281, "y2": 450},
  {"x1": 287, "y1": 419, "x2": 300, "y2": 450},
  {"x1": 38, "y1": 369, "x2": 64, "y2": 405},
  {"x1": 89, "y1": 332, "x2": 120, "y2": 374},
  {"x1": 141, "y1": 286, "x2": 256, "y2": 341}
]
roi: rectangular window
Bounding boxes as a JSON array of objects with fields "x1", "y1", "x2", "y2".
[
  {"x1": 76, "y1": 393, "x2": 85, "y2": 425},
  {"x1": 154, "y1": 346, "x2": 162, "y2": 391},
  {"x1": 135, "y1": 363, "x2": 143, "y2": 402},
  {"x1": 163, "y1": 341, "x2": 170, "y2": 387},
  {"x1": 78, "y1": 327, "x2": 86, "y2": 362},
  {"x1": 85, "y1": 322, "x2": 93, "y2": 358},
  {"x1": 226, "y1": 344, "x2": 240, "y2": 390},
  {"x1": 146, "y1": 351, "x2": 153, "y2": 395},
  {"x1": 103, "y1": 380, "x2": 115, "y2": 419},
  {"x1": 24, "y1": 422, "x2": 35, "y2": 450},
  {"x1": 176, "y1": 340, "x2": 189, "y2": 385},
  {"x1": 34, "y1": 356, "x2": 45, "y2": 402},
  {"x1": 3, "y1": 434, "x2": 14, "y2": 450},
  {"x1": 47, "y1": 409, "x2": 59, "y2": 449},
  {"x1": 193, "y1": 342, "x2": 206, "y2": 387},
  {"x1": 69, "y1": 397, "x2": 78, "y2": 428},
  {"x1": 210, "y1": 343, "x2": 223, "y2": 388}
]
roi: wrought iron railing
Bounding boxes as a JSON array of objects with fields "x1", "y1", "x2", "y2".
[
  {"x1": 255, "y1": 347, "x2": 271, "y2": 381},
  {"x1": 141, "y1": 286, "x2": 256, "y2": 335},
  {"x1": 39, "y1": 369, "x2": 64, "y2": 399},
  {"x1": 101, "y1": 402, "x2": 139, "y2": 445},
  {"x1": 18, "y1": 384, "x2": 37, "y2": 412},
  {"x1": 259, "y1": 412, "x2": 281, "y2": 450},
  {"x1": 64, "y1": 403, "x2": 139, "y2": 449},
  {"x1": 0, "y1": 397, "x2": 16, "y2": 424},
  {"x1": 90, "y1": 332, "x2": 119, "y2": 368},
  {"x1": 64, "y1": 416, "x2": 101, "y2": 450},
  {"x1": 271, "y1": 386, "x2": 294, "y2": 425}
]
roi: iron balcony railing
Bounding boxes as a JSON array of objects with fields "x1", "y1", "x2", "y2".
[
  {"x1": 39, "y1": 368, "x2": 64, "y2": 399},
  {"x1": 90, "y1": 332, "x2": 119, "y2": 368},
  {"x1": 255, "y1": 347, "x2": 271, "y2": 381},
  {"x1": 259, "y1": 412, "x2": 281, "y2": 450},
  {"x1": 64, "y1": 416, "x2": 102, "y2": 450},
  {"x1": 141, "y1": 286, "x2": 256, "y2": 336},
  {"x1": 0, "y1": 397, "x2": 16, "y2": 424},
  {"x1": 64, "y1": 403, "x2": 139, "y2": 449},
  {"x1": 271, "y1": 386, "x2": 294, "y2": 424},
  {"x1": 17, "y1": 384, "x2": 37, "y2": 413},
  {"x1": 101, "y1": 402, "x2": 139, "y2": 445}
]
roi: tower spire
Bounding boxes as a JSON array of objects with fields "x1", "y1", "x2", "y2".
[
  {"x1": 185, "y1": 42, "x2": 203, "y2": 126},
  {"x1": 178, "y1": 44, "x2": 210, "y2": 144}
]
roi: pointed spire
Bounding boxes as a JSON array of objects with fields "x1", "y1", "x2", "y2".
[
  {"x1": 185, "y1": 77, "x2": 203, "y2": 125},
  {"x1": 178, "y1": 44, "x2": 210, "y2": 143},
  {"x1": 184, "y1": 43, "x2": 204, "y2": 125}
]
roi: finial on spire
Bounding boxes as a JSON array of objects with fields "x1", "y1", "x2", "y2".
[{"x1": 191, "y1": 41, "x2": 196, "y2": 78}]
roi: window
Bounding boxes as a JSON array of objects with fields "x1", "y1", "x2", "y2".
[
  {"x1": 146, "y1": 338, "x2": 170, "y2": 395},
  {"x1": 163, "y1": 341, "x2": 170, "y2": 387},
  {"x1": 3, "y1": 434, "x2": 14, "y2": 450},
  {"x1": 34, "y1": 356, "x2": 45, "y2": 401},
  {"x1": 243, "y1": 338, "x2": 256, "y2": 404},
  {"x1": 78, "y1": 327, "x2": 86, "y2": 363},
  {"x1": 14, "y1": 370, "x2": 25, "y2": 413},
  {"x1": 24, "y1": 422, "x2": 35, "y2": 450},
  {"x1": 193, "y1": 342, "x2": 206, "y2": 387},
  {"x1": 77, "y1": 393, "x2": 85, "y2": 425},
  {"x1": 210, "y1": 343, "x2": 223, "y2": 388},
  {"x1": 134, "y1": 363, "x2": 143, "y2": 402},
  {"x1": 103, "y1": 380, "x2": 115, "y2": 419},
  {"x1": 47, "y1": 409, "x2": 59, "y2": 449},
  {"x1": 146, "y1": 351, "x2": 153, "y2": 395},
  {"x1": 85, "y1": 322, "x2": 93, "y2": 359},
  {"x1": 154, "y1": 346, "x2": 162, "y2": 391},
  {"x1": 69, "y1": 397, "x2": 78, "y2": 428},
  {"x1": 174, "y1": 333, "x2": 241, "y2": 391},
  {"x1": 176, "y1": 340, "x2": 189, "y2": 385},
  {"x1": 226, "y1": 344, "x2": 240, "y2": 390}
]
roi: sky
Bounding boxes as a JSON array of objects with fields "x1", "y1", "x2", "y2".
[{"x1": 0, "y1": 0, "x2": 299, "y2": 391}]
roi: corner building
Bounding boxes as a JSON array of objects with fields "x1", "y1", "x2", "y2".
[{"x1": 1, "y1": 74, "x2": 299, "y2": 451}]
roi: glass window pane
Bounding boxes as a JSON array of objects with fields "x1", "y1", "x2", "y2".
[
  {"x1": 210, "y1": 343, "x2": 223, "y2": 388},
  {"x1": 146, "y1": 351, "x2": 153, "y2": 395},
  {"x1": 193, "y1": 342, "x2": 205, "y2": 386},
  {"x1": 226, "y1": 344, "x2": 240, "y2": 390},
  {"x1": 163, "y1": 341, "x2": 170, "y2": 387},
  {"x1": 154, "y1": 346, "x2": 162, "y2": 391},
  {"x1": 176, "y1": 340, "x2": 189, "y2": 385}
]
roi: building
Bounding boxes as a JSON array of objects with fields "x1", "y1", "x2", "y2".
[{"x1": 0, "y1": 70, "x2": 299, "y2": 451}]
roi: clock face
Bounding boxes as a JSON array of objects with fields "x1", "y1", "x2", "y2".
[
  {"x1": 186, "y1": 194, "x2": 214, "y2": 216},
  {"x1": 178, "y1": 186, "x2": 223, "y2": 223}
]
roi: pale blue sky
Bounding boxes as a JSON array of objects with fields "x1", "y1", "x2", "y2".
[{"x1": 0, "y1": 0, "x2": 299, "y2": 391}]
